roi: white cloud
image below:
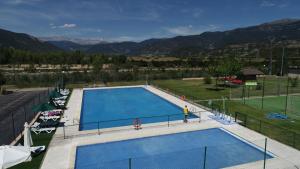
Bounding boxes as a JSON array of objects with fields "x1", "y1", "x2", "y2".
[
  {"x1": 110, "y1": 36, "x2": 138, "y2": 42},
  {"x1": 59, "y1": 23, "x2": 77, "y2": 28},
  {"x1": 260, "y1": 1, "x2": 276, "y2": 7},
  {"x1": 108, "y1": 35, "x2": 156, "y2": 42},
  {"x1": 278, "y1": 3, "x2": 289, "y2": 8},
  {"x1": 165, "y1": 25, "x2": 218, "y2": 36},
  {"x1": 4, "y1": 0, "x2": 43, "y2": 5},
  {"x1": 49, "y1": 23, "x2": 77, "y2": 29},
  {"x1": 166, "y1": 25, "x2": 194, "y2": 35},
  {"x1": 39, "y1": 36, "x2": 105, "y2": 45},
  {"x1": 181, "y1": 8, "x2": 204, "y2": 18},
  {"x1": 260, "y1": 1, "x2": 289, "y2": 8}
]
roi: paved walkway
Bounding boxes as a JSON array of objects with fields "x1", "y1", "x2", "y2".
[{"x1": 41, "y1": 85, "x2": 300, "y2": 169}]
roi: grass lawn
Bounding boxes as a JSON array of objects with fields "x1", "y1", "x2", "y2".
[
  {"x1": 107, "y1": 81, "x2": 146, "y2": 87},
  {"x1": 10, "y1": 132, "x2": 54, "y2": 169}
]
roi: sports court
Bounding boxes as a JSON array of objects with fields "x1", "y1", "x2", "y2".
[{"x1": 240, "y1": 95, "x2": 300, "y2": 118}]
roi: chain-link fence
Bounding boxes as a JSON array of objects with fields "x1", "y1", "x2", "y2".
[
  {"x1": 152, "y1": 76, "x2": 300, "y2": 119},
  {"x1": 229, "y1": 76, "x2": 300, "y2": 99},
  {"x1": 0, "y1": 89, "x2": 51, "y2": 145},
  {"x1": 234, "y1": 111, "x2": 300, "y2": 150},
  {"x1": 149, "y1": 82, "x2": 300, "y2": 152}
]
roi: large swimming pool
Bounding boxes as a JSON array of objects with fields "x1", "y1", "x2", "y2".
[
  {"x1": 75, "y1": 128, "x2": 272, "y2": 169},
  {"x1": 80, "y1": 87, "x2": 197, "y2": 130}
]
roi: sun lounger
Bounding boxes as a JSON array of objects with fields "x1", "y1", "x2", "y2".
[
  {"x1": 60, "y1": 89, "x2": 69, "y2": 92},
  {"x1": 31, "y1": 122, "x2": 40, "y2": 128},
  {"x1": 51, "y1": 101, "x2": 65, "y2": 109},
  {"x1": 54, "y1": 96, "x2": 68, "y2": 100},
  {"x1": 32, "y1": 121, "x2": 59, "y2": 128},
  {"x1": 39, "y1": 116, "x2": 60, "y2": 122},
  {"x1": 31, "y1": 127, "x2": 56, "y2": 134},
  {"x1": 54, "y1": 100, "x2": 66, "y2": 104},
  {"x1": 41, "y1": 111, "x2": 62, "y2": 116},
  {"x1": 52, "y1": 101, "x2": 64, "y2": 107},
  {"x1": 60, "y1": 90, "x2": 70, "y2": 96},
  {"x1": 30, "y1": 146, "x2": 46, "y2": 154},
  {"x1": 43, "y1": 109, "x2": 63, "y2": 113},
  {"x1": 53, "y1": 100, "x2": 65, "y2": 106}
]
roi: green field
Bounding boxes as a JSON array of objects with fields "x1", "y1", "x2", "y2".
[{"x1": 147, "y1": 79, "x2": 300, "y2": 149}]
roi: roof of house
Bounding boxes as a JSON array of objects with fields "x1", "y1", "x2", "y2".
[{"x1": 241, "y1": 67, "x2": 264, "y2": 76}]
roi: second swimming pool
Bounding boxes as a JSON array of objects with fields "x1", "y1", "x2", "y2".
[
  {"x1": 75, "y1": 128, "x2": 272, "y2": 169},
  {"x1": 80, "y1": 87, "x2": 197, "y2": 130}
]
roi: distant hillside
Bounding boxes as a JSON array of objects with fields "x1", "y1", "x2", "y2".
[
  {"x1": 47, "y1": 41, "x2": 92, "y2": 52},
  {"x1": 2, "y1": 18, "x2": 300, "y2": 55},
  {"x1": 0, "y1": 28, "x2": 61, "y2": 52},
  {"x1": 88, "y1": 19, "x2": 300, "y2": 55},
  {"x1": 88, "y1": 41, "x2": 140, "y2": 54}
]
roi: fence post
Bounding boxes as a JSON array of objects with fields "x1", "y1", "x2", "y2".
[
  {"x1": 261, "y1": 77, "x2": 265, "y2": 109},
  {"x1": 259, "y1": 120, "x2": 262, "y2": 133},
  {"x1": 243, "y1": 85, "x2": 245, "y2": 104},
  {"x1": 63, "y1": 125, "x2": 66, "y2": 139},
  {"x1": 98, "y1": 121, "x2": 100, "y2": 135},
  {"x1": 11, "y1": 112, "x2": 16, "y2": 139},
  {"x1": 263, "y1": 138, "x2": 268, "y2": 169},
  {"x1": 199, "y1": 112, "x2": 201, "y2": 123},
  {"x1": 203, "y1": 146, "x2": 207, "y2": 169},
  {"x1": 129, "y1": 158, "x2": 132, "y2": 169},
  {"x1": 247, "y1": 86, "x2": 250, "y2": 98},
  {"x1": 293, "y1": 132, "x2": 296, "y2": 148},
  {"x1": 234, "y1": 112, "x2": 237, "y2": 122},
  {"x1": 167, "y1": 115, "x2": 170, "y2": 127},
  {"x1": 284, "y1": 78, "x2": 289, "y2": 116},
  {"x1": 23, "y1": 106, "x2": 27, "y2": 122}
]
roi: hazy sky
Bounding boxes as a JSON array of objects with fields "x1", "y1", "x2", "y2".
[{"x1": 0, "y1": 0, "x2": 299, "y2": 42}]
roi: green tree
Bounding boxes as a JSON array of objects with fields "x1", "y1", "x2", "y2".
[
  {"x1": 0, "y1": 70, "x2": 6, "y2": 94},
  {"x1": 92, "y1": 56, "x2": 103, "y2": 83}
]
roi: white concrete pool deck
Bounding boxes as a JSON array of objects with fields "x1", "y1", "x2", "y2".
[{"x1": 41, "y1": 85, "x2": 300, "y2": 169}]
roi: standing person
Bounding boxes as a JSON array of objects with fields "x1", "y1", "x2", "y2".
[{"x1": 183, "y1": 105, "x2": 189, "y2": 123}]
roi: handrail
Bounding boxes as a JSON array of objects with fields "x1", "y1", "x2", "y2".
[{"x1": 66, "y1": 112, "x2": 200, "y2": 127}]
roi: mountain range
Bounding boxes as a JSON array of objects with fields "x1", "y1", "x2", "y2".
[
  {"x1": 0, "y1": 28, "x2": 61, "y2": 52},
  {"x1": 1, "y1": 19, "x2": 300, "y2": 55},
  {"x1": 86, "y1": 19, "x2": 300, "y2": 55}
]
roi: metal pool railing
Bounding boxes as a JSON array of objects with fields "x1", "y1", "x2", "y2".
[{"x1": 61, "y1": 112, "x2": 204, "y2": 139}]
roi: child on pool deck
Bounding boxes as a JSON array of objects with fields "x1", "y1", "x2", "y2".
[{"x1": 183, "y1": 105, "x2": 189, "y2": 123}]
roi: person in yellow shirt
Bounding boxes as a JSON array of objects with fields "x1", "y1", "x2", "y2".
[{"x1": 183, "y1": 105, "x2": 189, "y2": 123}]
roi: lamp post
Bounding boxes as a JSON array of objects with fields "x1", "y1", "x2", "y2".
[
  {"x1": 268, "y1": 37, "x2": 275, "y2": 75},
  {"x1": 61, "y1": 71, "x2": 65, "y2": 89},
  {"x1": 280, "y1": 41, "x2": 287, "y2": 76}
]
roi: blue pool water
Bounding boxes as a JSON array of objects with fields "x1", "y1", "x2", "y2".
[
  {"x1": 75, "y1": 128, "x2": 272, "y2": 169},
  {"x1": 80, "y1": 87, "x2": 197, "y2": 130}
]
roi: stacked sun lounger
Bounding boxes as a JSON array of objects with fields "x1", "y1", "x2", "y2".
[
  {"x1": 51, "y1": 89, "x2": 70, "y2": 108},
  {"x1": 60, "y1": 89, "x2": 70, "y2": 96},
  {"x1": 31, "y1": 88, "x2": 71, "y2": 134}
]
